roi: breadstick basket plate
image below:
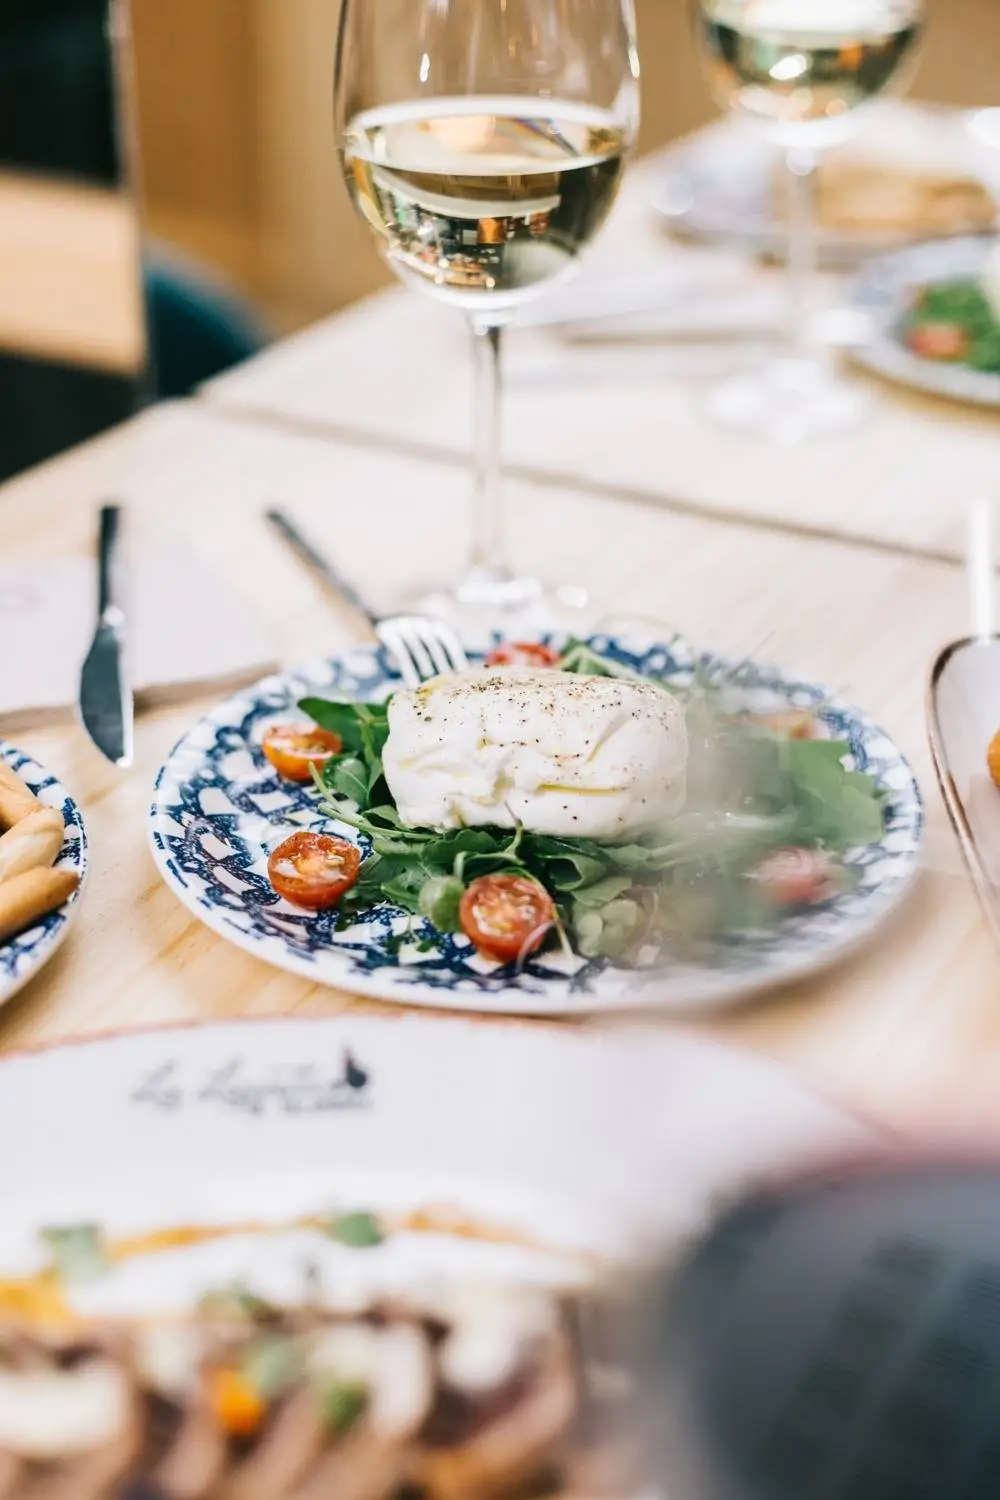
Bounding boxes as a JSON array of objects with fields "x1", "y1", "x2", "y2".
[{"x1": 0, "y1": 744, "x2": 87, "y2": 1006}]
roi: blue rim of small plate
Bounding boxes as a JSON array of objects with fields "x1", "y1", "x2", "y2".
[
  {"x1": 0, "y1": 744, "x2": 87, "y2": 1005},
  {"x1": 851, "y1": 233, "x2": 1000, "y2": 407},
  {"x1": 148, "y1": 634, "x2": 924, "y2": 1016}
]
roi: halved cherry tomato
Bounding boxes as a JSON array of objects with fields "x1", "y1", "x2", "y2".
[
  {"x1": 268, "y1": 831, "x2": 361, "y2": 911},
  {"x1": 749, "y1": 711, "x2": 818, "y2": 740},
  {"x1": 262, "y1": 724, "x2": 342, "y2": 783},
  {"x1": 459, "y1": 875, "x2": 556, "y2": 964},
  {"x1": 905, "y1": 322, "x2": 969, "y2": 362},
  {"x1": 750, "y1": 848, "x2": 834, "y2": 908},
  {"x1": 485, "y1": 642, "x2": 561, "y2": 669}
]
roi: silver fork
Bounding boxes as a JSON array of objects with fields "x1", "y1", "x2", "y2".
[{"x1": 265, "y1": 508, "x2": 469, "y2": 687}]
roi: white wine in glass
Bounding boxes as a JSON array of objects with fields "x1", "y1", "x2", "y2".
[
  {"x1": 336, "y1": 1, "x2": 639, "y2": 626},
  {"x1": 694, "y1": 0, "x2": 924, "y2": 443}
]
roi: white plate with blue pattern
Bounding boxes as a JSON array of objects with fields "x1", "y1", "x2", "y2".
[
  {"x1": 851, "y1": 235, "x2": 1000, "y2": 408},
  {"x1": 0, "y1": 744, "x2": 87, "y2": 1007},
  {"x1": 149, "y1": 635, "x2": 923, "y2": 1016}
]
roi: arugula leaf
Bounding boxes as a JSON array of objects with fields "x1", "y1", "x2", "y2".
[
  {"x1": 330, "y1": 757, "x2": 368, "y2": 806},
  {"x1": 303, "y1": 697, "x2": 393, "y2": 813},
  {"x1": 572, "y1": 873, "x2": 636, "y2": 909},
  {"x1": 418, "y1": 875, "x2": 465, "y2": 932},
  {"x1": 300, "y1": 698, "x2": 371, "y2": 754}
]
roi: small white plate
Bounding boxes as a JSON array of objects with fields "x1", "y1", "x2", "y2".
[
  {"x1": 0, "y1": 743, "x2": 86, "y2": 1007},
  {"x1": 150, "y1": 634, "x2": 922, "y2": 1016},
  {"x1": 0, "y1": 1016, "x2": 878, "y2": 1263},
  {"x1": 851, "y1": 235, "x2": 1000, "y2": 407}
]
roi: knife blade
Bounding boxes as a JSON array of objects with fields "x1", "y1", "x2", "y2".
[{"x1": 79, "y1": 504, "x2": 133, "y2": 768}]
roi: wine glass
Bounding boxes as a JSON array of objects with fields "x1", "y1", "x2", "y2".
[
  {"x1": 693, "y1": 0, "x2": 924, "y2": 444},
  {"x1": 335, "y1": 0, "x2": 640, "y2": 627}
]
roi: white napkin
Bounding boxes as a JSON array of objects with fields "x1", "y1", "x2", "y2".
[{"x1": 0, "y1": 545, "x2": 278, "y2": 731}]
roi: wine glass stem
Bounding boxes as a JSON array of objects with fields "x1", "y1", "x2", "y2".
[
  {"x1": 784, "y1": 146, "x2": 819, "y2": 361},
  {"x1": 470, "y1": 319, "x2": 508, "y2": 581}
]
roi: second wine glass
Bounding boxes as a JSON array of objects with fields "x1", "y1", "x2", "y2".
[
  {"x1": 694, "y1": 0, "x2": 924, "y2": 444},
  {"x1": 335, "y1": 0, "x2": 640, "y2": 627}
]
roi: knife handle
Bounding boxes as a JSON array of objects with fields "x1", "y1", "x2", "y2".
[{"x1": 98, "y1": 504, "x2": 123, "y2": 622}]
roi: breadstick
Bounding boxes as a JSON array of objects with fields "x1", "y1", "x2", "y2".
[
  {"x1": 0, "y1": 867, "x2": 79, "y2": 943},
  {"x1": 0, "y1": 763, "x2": 41, "y2": 829},
  {"x1": 0, "y1": 809, "x2": 65, "y2": 883}
]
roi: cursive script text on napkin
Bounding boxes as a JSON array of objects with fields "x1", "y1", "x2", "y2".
[{"x1": 130, "y1": 1050, "x2": 371, "y2": 1117}]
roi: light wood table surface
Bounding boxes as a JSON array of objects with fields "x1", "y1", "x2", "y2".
[
  {"x1": 203, "y1": 149, "x2": 1000, "y2": 567},
  {"x1": 0, "y1": 400, "x2": 995, "y2": 1149}
]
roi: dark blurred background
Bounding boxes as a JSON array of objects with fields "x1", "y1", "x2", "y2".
[{"x1": 0, "y1": 0, "x2": 996, "y2": 484}]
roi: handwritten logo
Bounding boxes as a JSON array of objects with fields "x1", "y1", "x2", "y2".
[{"x1": 131, "y1": 1049, "x2": 371, "y2": 1117}]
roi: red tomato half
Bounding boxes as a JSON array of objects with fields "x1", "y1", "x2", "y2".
[
  {"x1": 485, "y1": 642, "x2": 561, "y2": 669},
  {"x1": 459, "y1": 875, "x2": 556, "y2": 964},
  {"x1": 905, "y1": 322, "x2": 969, "y2": 362},
  {"x1": 268, "y1": 831, "x2": 361, "y2": 911},
  {"x1": 750, "y1": 848, "x2": 834, "y2": 908},
  {"x1": 749, "y1": 711, "x2": 818, "y2": 740},
  {"x1": 262, "y1": 725, "x2": 342, "y2": 782}
]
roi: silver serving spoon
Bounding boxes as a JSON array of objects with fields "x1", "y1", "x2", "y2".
[{"x1": 926, "y1": 498, "x2": 1000, "y2": 946}]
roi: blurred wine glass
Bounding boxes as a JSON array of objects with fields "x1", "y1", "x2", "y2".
[
  {"x1": 335, "y1": 0, "x2": 640, "y2": 628},
  {"x1": 693, "y1": 0, "x2": 924, "y2": 444}
]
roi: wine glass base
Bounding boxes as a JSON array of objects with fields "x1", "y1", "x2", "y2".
[
  {"x1": 395, "y1": 569, "x2": 590, "y2": 644},
  {"x1": 706, "y1": 357, "x2": 872, "y2": 445}
]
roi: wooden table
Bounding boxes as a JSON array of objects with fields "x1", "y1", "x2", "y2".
[{"x1": 0, "y1": 399, "x2": 995, "y2": 1151}]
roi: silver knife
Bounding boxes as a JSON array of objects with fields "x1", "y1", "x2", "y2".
[{"x1": 79, "y1": 504, "x2": 134, "y2": 768}]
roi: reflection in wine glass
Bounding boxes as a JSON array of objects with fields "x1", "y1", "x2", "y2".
[
  {"x1": 693, "y1": 0, "x2": 924, "y2": 444},
  {"x1": 336, "y1": 0, "x2": 640, "y2": 628}
]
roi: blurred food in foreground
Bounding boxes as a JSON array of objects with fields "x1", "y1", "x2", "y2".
[{"x1": 0, "y1": 1209, "x2": 636, "y2": 1499}]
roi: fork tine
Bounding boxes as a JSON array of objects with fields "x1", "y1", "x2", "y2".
[
  {"x1": 435, "y1": 622, "x2": 470, "y2": 674},
  {"x1": 376, "y1": 622, "x2": 421, "y2": 688},
  {"x1": 397, "y1": 620, "x2": 437, "y2": 682},
  {"x1": 418, "y1": 622, "x2": 457, "y2": 680}
]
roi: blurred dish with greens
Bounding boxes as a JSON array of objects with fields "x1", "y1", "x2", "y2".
[{"x1": 851, "y1": 234, "x2": 1000, "y2": 406}]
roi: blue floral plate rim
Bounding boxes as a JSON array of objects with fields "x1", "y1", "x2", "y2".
[
  {"x1": 0, "y1": 743, "x2": 87, "y2": 1006},
  {"x1": 148, "y1": 634, "x2": 923, "y2": 1017}
]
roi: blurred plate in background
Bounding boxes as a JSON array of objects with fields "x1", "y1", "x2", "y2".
[
  {"x1": 651, "y1": 104, "x2": 1000, "y2": 269},
  {"x1": 851, "y1": 234, "x2": 1000, "y2": 407}
]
